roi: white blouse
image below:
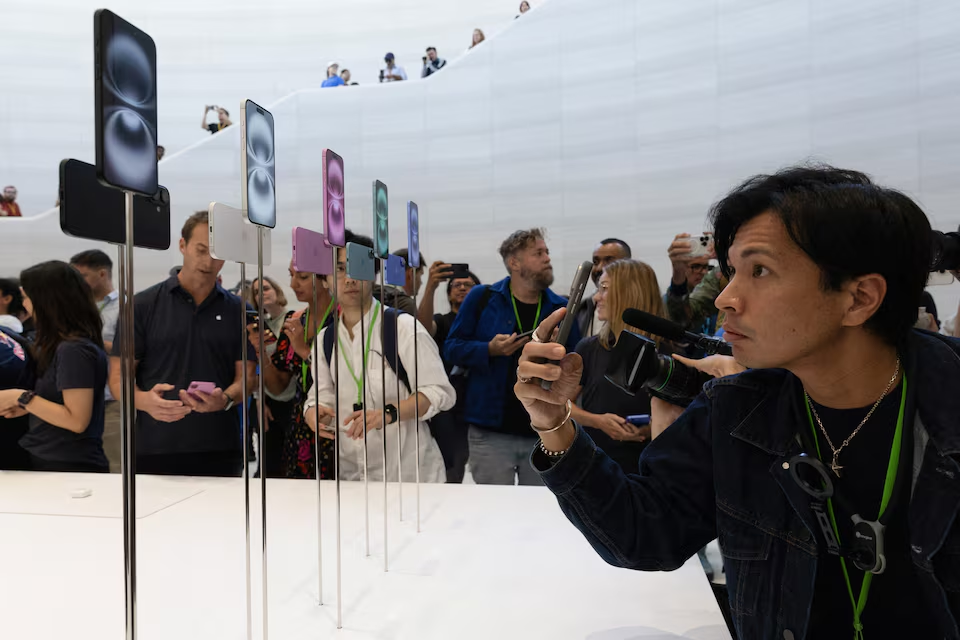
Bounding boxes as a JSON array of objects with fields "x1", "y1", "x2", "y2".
[{"x1": 305, "y1": 303, "x2": 455, "y2": 482}]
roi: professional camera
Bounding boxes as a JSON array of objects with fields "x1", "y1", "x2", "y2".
[
  {"x1": 604, "y1": 330, "x2": 711, "y2": 408},
  {"x1": 931, "y1": 228, "x2": 960, "y2": 273}
]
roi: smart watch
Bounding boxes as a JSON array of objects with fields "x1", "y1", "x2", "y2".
[
  {"x1": 384, "y1": 404, "x2": 398, "y2": 425},
  {"x1": 222, "y1": 393, "x2": 236, "y2": 412},
  {"x1": 17, "y1": 390, "x2": 36, "y2": 408}
]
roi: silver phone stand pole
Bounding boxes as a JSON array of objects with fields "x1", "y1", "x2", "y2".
[
  {"x1": 119, "y1": 191, "x2": 138, "y2": 640},
  {"x1": 331, "y1": 253, "x2": 343, "y2": 629},
  {"x1": 412, "y1": 268, "x2": 421, "y2": 533},
  {"x1": 240, "y1": 262, "x2": 252, "y2": 640},
  {"x1": 361, "y1": 286, "x2": 370, "y2": 557},
  {"x1": 257, "y1": 227, "x2": 269, "y2": 640},
  {"x1": 310, "y1": 275, "x2": 324, "y2": 603},
  {"x1": 379, "y1": 266, "x2": 388, "y2": 571},
  {"x1": 396, "y1": 309, "x2": 402, "y2": 521}
]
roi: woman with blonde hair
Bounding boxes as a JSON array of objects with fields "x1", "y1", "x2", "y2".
[
  {"x1": 470, "y1": 28, "x2": 485, "y2": 49},
  {"x1": 570, "y1": 258, "x2": 667, "y2": 473}
]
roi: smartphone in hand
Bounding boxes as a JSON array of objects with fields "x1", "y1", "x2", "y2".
[{"x1": 541, "y1": 260, "x2": 593, "y2": 390}]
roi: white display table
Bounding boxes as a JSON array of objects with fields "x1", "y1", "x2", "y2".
[{"x1": 0, "y1": 472, "x2": 728, "y2": 639}]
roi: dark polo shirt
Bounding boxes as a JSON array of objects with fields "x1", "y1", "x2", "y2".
[{"x1": 113, "y1": 276, "x2": 254, "y2": 456}]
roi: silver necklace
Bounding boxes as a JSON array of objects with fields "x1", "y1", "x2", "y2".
[{"x1": 804, "y1": 358, "x2": 900, "y2": 477}]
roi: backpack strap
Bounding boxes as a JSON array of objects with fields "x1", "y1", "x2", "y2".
[
  {"x1": 475, "y1": 285, "x2": 493, "y2": 324},
  {"x1": 321, "y1": 307, "x2": 411, "y2": 394}
]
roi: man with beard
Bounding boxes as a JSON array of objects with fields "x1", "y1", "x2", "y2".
[
  {"x1": 575, "y1": 238, "x2": 632, "y2": 338},
  {"x1": 445, "y1": 228, "x2": 581, "y2": 485}
]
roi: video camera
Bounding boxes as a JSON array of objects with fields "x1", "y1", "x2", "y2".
[{"x1": 931, "y1": 229, "x2": 960, "y2": 274}]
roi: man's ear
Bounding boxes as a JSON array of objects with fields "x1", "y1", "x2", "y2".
[
  {"x1": 840, "y1": 273, "x2": 887, "y2": 329},
  {"x1": 179, "y1": 237, "x2": 187, "y2": 257}
]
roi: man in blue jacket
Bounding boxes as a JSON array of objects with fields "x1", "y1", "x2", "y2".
[
  {"x1": 516, "y1": 166, "x2": 960, "y2": 639},
  {"x1": 446, "y1": 228, "x2": 581, "y2": 485}
]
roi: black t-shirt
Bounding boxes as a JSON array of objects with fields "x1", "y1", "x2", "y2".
[
  {"x1": 575, "y1": 335, "x2": 650, "y2": 473},
  {"x1": 500, "y1": 298, "x2": 540, "y2": 436},
  {"x1": 806, "y1": 380, "x2": 938, "y2": 638},
  {"x1": 19, "y1": 338, "x2": 108, "y2": 469},
  {"x1": 207, "y1": 122, "x2": 228, "y2": 134},
  {"x1": 113, "y1": 277, "x2": 254, "y2": 456},
  {"x1": 433, "y1": 311, "x2": 457, "y2": 373}
]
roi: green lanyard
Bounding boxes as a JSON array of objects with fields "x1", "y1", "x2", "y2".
[
  {"x1": 803, "y1": 373, "x2": 908, "y2": 640},
  {"x1": 337, "y1": 302, "x2": 381, "y2": 405},
  {"x1": 300, "y1": 299, "x2": 335, "y2": 391},
  {"x1": 510, "y1": 291, "x2": 542, "y2": 334}
]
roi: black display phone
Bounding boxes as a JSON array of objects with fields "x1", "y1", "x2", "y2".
[
  {"x1": 59, "y1": 159, "x2": 170, "y2": 249},
  {"x1": 541, "y1": 260, "x2": 593, "y2": 390},
  {"x1": 94, "y1": 9, "x2": 158, "y2": 196}
]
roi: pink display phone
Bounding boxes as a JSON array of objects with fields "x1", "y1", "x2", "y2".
[
  {"x1": 187, "y1": 381, "x2": 216, "y2": 397},
  {"x1": 322, "y1": 149, "x2": 345, "y2": 247},
  {"x1": 292, "y1": 227, "x2": 334, "y2": 275}
]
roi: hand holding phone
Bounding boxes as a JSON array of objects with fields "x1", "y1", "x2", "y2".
[
  {"x1": 540, "y1": 261, "x2": 593, "y2": 390},
  {"x1": 186, "y1": 381, "x2": 216, "y2": 399}
]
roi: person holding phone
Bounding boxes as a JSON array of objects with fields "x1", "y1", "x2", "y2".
[
  {"x1": 303, "y1": 230, "x2": 454, "y2": 482},
  {"x1": 373, "y1": 247, "x2": 423, "y2": 315},
  {"x1": 380, "y1": 53, "x2": 407, "y2": 82},
  {"x1": 109, "y1": 211, "x2": 256, "y2": 477},
  {"x1": 202, "y1": 105, "x2": 232, "y2": 134},
  {"x1": 445, "y1": 228, "x2": 581, "y2": 485},
  {"x1": 665, "y1": 232, "x2": 726, "y2": 340},
  {"x1": 248, "y1": 265, "x2": 335, "y2": 479},
  {"x1": 0, "y1": 261, "x2": 108, "y2": 472},
  {"x1": 421, "y1": 47, "x2": 447, "y2": 78},
  {"x1": 419, "y1": 262, "x2": 481, "y2": 482}
]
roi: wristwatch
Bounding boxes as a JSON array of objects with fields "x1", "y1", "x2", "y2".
[
  {"x1": 222, "y1": 393, "x2": 236, "y2": 412},
  {"x1": 384, "y1": 404, "x2": 399, "y2": 425},
  {"x1": 17, "y1": 390, "x2": 36, "y2": 408}
]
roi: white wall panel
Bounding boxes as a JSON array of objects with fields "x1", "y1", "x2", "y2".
[{"x1": 1, "y1": 0, "x2": 958, "y2": 317}]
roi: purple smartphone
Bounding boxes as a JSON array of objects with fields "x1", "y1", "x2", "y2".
[
  {"x1": 187, "y1": 381, "x2": 216, "y2": 398},
  {"x1": 292, "y1": 227, "x2": 334, "y2": 275},
  {"x1": 322, "y1": 149, "x2": 345, "y2": 247},
  {"x1": 407, "y1": 201, "x2": 420, "y2": 269}
]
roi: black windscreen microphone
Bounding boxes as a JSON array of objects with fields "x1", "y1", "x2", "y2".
[{"x1": 621, "y1": 308, "x2": 733, "y2": 357}]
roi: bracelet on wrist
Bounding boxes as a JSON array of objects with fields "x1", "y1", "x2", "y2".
[
  {"x1": 539, "y1": 440, "x2": 567, "y2": 457},
  {"x1": 530, "y1": 399, "x2": 573, "y2": 435}
]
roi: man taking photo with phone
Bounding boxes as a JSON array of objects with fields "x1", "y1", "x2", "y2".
[
  {"x1": 446, "y1": 228, "x2": 581, "y2": 485},
  {"x1": 515, "y1": 166, "x2": 959, "y2": 639}
]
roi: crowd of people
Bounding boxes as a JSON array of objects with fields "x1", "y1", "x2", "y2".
[{"x1": 2, "y1": 198, "x2": 956, "y2": 481}]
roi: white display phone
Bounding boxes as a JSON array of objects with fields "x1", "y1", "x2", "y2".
[{"x1": 208, "y1": 202, "x2": 272, "y2": 265}]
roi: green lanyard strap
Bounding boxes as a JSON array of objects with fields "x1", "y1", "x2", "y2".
[
  {"x1": 299, "y1": 299, "x2": 335, "y2": 391},
  {"x1": 337, "y1": 303, "x2": 381, "y2": 405},
  {"x1": 803, "y1": 373, "x2": 907, "y2": 640},
  {"x1": 510, "y1": 290, "x2": 542, "y2": 334}
]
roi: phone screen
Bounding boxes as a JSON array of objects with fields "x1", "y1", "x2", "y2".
[
  {"x1": 373, "y1": 180, "x2": 389, "y2": 258},
  {"x1": 323, "y1": 149, "x2": 345, "y2": 247},
  {"x1": 95, "y1": 10, "x2": 158, "y2": 196},
  {"x1": 407, "y1": 201, "x2": 420, "y2": 268},
  {"x1": 60, "y1": 159, "x2": 170, "y2": 249},
  {"x1": 242, "y1": 100, "x2": 276, "y2": 228}
]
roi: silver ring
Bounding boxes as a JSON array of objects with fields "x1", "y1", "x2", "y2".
[
  {"x1": 517, "y1": 367, "x2": 532, "y2": 384},
  {"x1": 531, "y1": 330, "x2": 543, "y2": 343}
]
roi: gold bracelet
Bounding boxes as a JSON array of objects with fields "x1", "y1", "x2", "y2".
[{"x1": 530, "y1": 399, "x2": 573, "y2": 435}]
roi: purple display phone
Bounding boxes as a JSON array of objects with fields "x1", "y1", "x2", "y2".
[
  {"x1": 407, "y1": 201, "x2": 420, "y2": 269},
  {"x1": 625, "y1": 414, "x2": 651, "y2": 426},
  {"x1": 323, "y1": 149, "x2": 345, "y2": 247},
  {"x1": 187, "y1": 381, "x2": 216, "y2": 398},
  {"x1": 292, "y1": 227, "x2": 334, "y2": 275},
  {"x1": 385, "y1": 254, "x2": 406, "y2": 286}
]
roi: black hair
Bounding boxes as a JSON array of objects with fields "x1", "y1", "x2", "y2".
[
  {"x1": 710, "y1": 164, "x2": 932, "y2": 346},
  {"x1": 70, "y1": 249, "x2": 113, "y2": 275},
  {"x1": 20, "y1": 261, "x2": 104, "y2": 374},
  {"x1": 599, "y1": 238, "x2": 632, "y2": 257},
  {"x1": 394, "y1": 248, "x2": 427, "y2": 271},
  {"x1": 0, "y1": 278, "x2": 25, "y2": 317},
  {"x1": 446, "y1": 270, "x2": 481, "y2": 298},
  {"x1": 343, "y1": 229, "x2": 381, "y2": 273},
  {"x1": 426, "y1": 47, "x2": 437, "y2": 53}
]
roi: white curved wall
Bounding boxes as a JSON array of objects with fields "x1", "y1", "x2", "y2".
[{"x1": 2, "y1": 0, "x2": 960, "y2": 316}]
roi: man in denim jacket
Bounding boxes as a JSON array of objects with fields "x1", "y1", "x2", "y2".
[{"x1": 516, "y1": 165, "x2": 960, "y2": 639}]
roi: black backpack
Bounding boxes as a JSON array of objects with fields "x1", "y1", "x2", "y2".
[{"x1": 322, "y1": 306, "x2": 410, "y2": 393}]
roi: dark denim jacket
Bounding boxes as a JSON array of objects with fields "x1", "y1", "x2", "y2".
[{"x1": 535, "y1": 330, "x2": 960, "y2": 639}]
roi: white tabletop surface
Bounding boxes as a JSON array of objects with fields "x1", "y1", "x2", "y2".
[{"x1": 0, "y1": 472, "x2": 729, "y2": 640}]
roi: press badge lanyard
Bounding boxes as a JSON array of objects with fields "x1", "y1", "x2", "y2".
[
  {"x1": 802, "y1": 374, "x2": 908, "y2": 640},
  {"x1": 510, "y1": 291, "x2": 542, "y2": 334},
  {"x1": 300, "y1": 299, "x2": 335, "y2": 391},
  {"x1": 337, "y1": 302, "x2": 381, "y2": 406}
]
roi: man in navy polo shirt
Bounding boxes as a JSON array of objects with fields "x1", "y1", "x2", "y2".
[
  {"x1": 445, "y1": 228, "x2": 580, "y2": 485},
  {"x1": 109, "y1": 211, "x2": 256, "y2": 477}
]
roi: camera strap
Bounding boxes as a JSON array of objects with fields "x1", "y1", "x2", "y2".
[{"x1": 802, "y1": 373, "x2": 908, "y2": 640}]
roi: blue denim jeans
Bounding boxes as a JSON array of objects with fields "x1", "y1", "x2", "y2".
[{"x1": 468, "y1": 425, "x2": 543, "y2": 486}]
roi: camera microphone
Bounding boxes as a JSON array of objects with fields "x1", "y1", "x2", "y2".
[{"x1": 621, "y1": 309, "x2": 733, "y2": 357}]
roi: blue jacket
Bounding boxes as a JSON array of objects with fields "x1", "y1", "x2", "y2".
[
  {"x1": 445, "y1": 276, "x2": 581, "y2": 430},
  {"x1": 534, "y1": 330, "x2": 960, "y2": 639}
]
